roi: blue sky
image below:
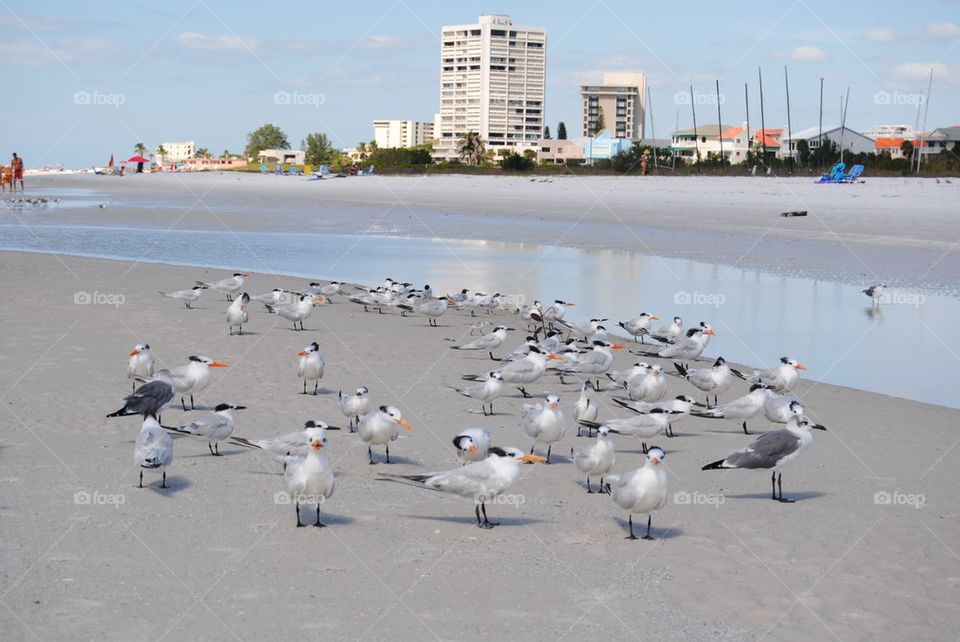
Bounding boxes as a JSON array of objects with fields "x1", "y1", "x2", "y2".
[{"x1": 2, "y1": 0, "x2": 958, "y2": 167}]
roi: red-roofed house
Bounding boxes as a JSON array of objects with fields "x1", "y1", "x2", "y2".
[
  {"x1": 670, "y1": 123, "x2": 751, "y2": 164},
  {"x1": 874, "y1": 137, "x2": 928, "y2": 159}
]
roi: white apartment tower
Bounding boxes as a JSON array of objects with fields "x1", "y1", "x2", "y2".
[
  {"x1": 372, "y1": 120, "x2": 434, "y2": 148},
  {"x1": 435, "y1": 15, "x2": 546, "y2": 161},
  {"x1": 580, "y1": 72, "x2": 646, "y2": 139}
]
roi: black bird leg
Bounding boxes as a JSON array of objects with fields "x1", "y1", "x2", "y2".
[
  {"x1": 545, "y1": 445, "x2": 552, "y2": 464},
  {"x1": 190, "y1": 394, "x2": 195, "y2": 410},
  {"x1": 776, "y1": 473, "x2": 794, "y2": 503},
  {"x1": 642, "y1": 515, "x2": 654, "y2": 540},
  {"x1": 295, "y1": 499, "x2": 305, "y2": 527},
  {"x1": 313, "y1": 381, "x2": 319, "y2": 395},
  {"x1": 385, "y1": 444, "x2": 391, "y2": 464},
  {"x1": 517, "y1": 386, "x2": 531, "y2": 398},
  {"x1": 181, "y1": 396, "x2": 188, "y2": 411},
  {"x1": 586, "y1": 476, "x2": 594, "y2": 494},
  {"x1": 368, "y1": 445, "x2": 376, "y2": 465},
  {"x1": 742, "y1": 421, "x2": 750, "y2": 435},
  {"x1": 139, "y1": 470, "x2": 143, "y2": 488},
  {"x1": 314, "y1": 503, "x2": 326, "y2": 527},
  {"x1": 479, "y1": 502, "x2": 497, "y2": 528},
  {"x1": 626, "y1": 514, "x2": 638, "y2": 540},
  {"x1": 161, "y1": 472, "x2": 167, "y2": 488}
]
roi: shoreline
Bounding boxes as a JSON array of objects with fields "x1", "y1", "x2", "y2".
[{"x1": 14, "y1": 173, "x2": 960, "y2": 295}]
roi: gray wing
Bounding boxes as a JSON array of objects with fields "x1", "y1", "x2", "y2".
[
  {"x1": 125, "y1": 381, "x2": 174, "y2": 414},
  {"x1": 724, "y1": 430, "x2": 801, "y2": 469}
]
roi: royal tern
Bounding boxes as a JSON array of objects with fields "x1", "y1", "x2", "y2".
[
  {"x1": 297, "y1": 342, "x2": 325, "y2": 395},
  {"x1": 572, "y1": 426, "x2": 615, "y2": 493},
  {"x1": 169, "y1": 356, "x2": 228, "y2": 410},
  {"x1": 448, "y1": 288, "x2": 471, "y2": 307},
  {"x1": 305, "y1": 281, "x2": 343, "y2": 298},
  {"x1": 624, "y1": 364, "x2": 667, "y2": 402},
  {"x1": 284, "y1": 426, "x2": 335, "y2": 527},
  {"x1": 618, "y1": 313, "x2": 659, "y2": 343},
  {"x1": 581, "y1": 408, "x2": 679, "y2": 451},
  {"x1": 465, "y1": 345, "x2": 560, "y2": 398},
  {"x1": 573, "y1": 381, "x2": 599, "y2": 436},
  {"x1": 607, "y1": 447, "x2": 668, "y2": 540},
  {"x1": 337, "y1": 386, "x2": 371, "y2": 431},
  {"x1": 226, "y1": 292, "x2": 250, "y2": 335},
  {"x1": 166, "y1": 403, "x2": 246, "y2": 456},
  {"x1": 702, "y1": 415, "x2": 826, "y2": 502},
  {"x1": 451, "y1": 325, "x2": 513, "y2": 360},
  {"x1": 612, "y1": 394, "x2": 697, "y2": 437},
  {"x1": 452, "y1": 371, "x2": 504, "y2": 416},
  {"x1": 358, "y1": 405, "x2": 413, "y2": 464},
  {"x1": 607, "y1": 362, "x2": 650, "y2": 387},
  {"x1": 541, "y1": 300, "x2": 575, "y2": 325},
  {"x1": 550, "y1": 340, "x2": 623, "y2": 388},
  {"x1": 649, "y1": 316, "x2": 683, "y2": 343},
  {"x1": 764, "y1": 395, "x2": 807, "y2": 424},
  {"x1": 643, "y1": 326, "x2": 715, "y2": 361},
  {"x1": 674, "y1": 357, "x2": 740, "y2": 407},
  {"x1": 158, "y1": 285, "x2": 206, "y2": 309},
  {"x1": 737, "y1": 357, "x2": 806, "y2": 393},
  {"x1": 862, "y1": 283, "x2": 887, "y2": 307},
  {"x1": 231, "y1": 420, "x2": 336, "y2": 461},
  {"x1": 379, "y1": 447, "x2": 545, "y2": 529},
  {"x1": 501, "y1": 336, "x2": 537, "y2": 362},
  {"x1": 690, "y1": 383, "x2": 771, "y2": 434},
  {"x1": 251, "y1": 288, "x2": 294, "y2": 306},
  {"x1": 107, "y1": 369, "x2": 175, "y2": 420},
  {"x1": 399, "y1": 295, "x2": 449, "y2": 326},
  {"x1": 265, "y1": 294, "x2": 325, "y2": 331},
  {"x1": 522, "y1": 393, "x2": 566, "y2": 463},
  {"x1": 135, "y1": 416, "x2": 174, "y2": 489},
  {"x1": 453, "y1": 427, "x2": 492, "y2": 463},
  {"x1": 196, "y1": 272, "x2": 250, "y2": 301},
  {"x1": 127, "y1": 344, "x2": 156, "y2": 391},
  {"x1": 558, "y1": 317, "x2": 608, "y2": 340}
]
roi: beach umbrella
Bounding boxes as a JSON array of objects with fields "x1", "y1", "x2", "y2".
[{"x1": 126, "y1": 156, "x2": 150, "y2": 163}]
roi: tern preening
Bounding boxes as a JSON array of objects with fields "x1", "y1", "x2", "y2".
[
  {"x1": 297, "y1": 342, "x2": 325, "y2": 395},
  {"x1": 338, "y1": 387, "x2": 371, "y2": 431},
  {"x1": 226, "y1": 292, "x2": 250, "y2": 335},
  {"x1": 135, "y1": 417, "x2": 174, "y2": 489},
  {"x1": 159, "y1": 285, "x2": 206, "y2": 309},
  {"x1": 702, "y1": 415, "x2": 826, "y2": 502},
  {"x1": 607, "y1": 447, "x2": 668, "y2": 540},
  {"x1": 358, "y1": 405, "x2": 413, "y2": 464},
  {"x1": 127, "y1": 344, "x2": 156, "y2": 391},
  {"x1": 196, "y1": 272, "x2": 250, "y2": 301},
  {"x1": 169, "y1": 355, "x2": 228, "y2": 410},
  {"x1": 379, "y1": 447, "x2": 545, "y2": 529},
  {"x1": 572, "y1": 426, "x2": 615, "y2": 493},
  {"x1": 283, "y1": 426, "x2": 335, "y2": 527},
  {"x1": 265, "y1": 294, "x2": 325, "y2": 331},
  {"x1": 107, "y1": 369, "x2": 175, "y2": 420},
  {"x1": 452, "y1": 371, "x2": 504, "y2": 416},
  {"x1": 166, "y1": 403, "x2": 246, "y2": 456}
]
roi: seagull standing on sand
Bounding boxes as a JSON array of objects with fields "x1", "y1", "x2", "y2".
[
  {"x1": 169, "y1": 356, "x2": 228, "y2": 410},
  {"x1": 702, "y1": 415, "x2": 827, "y2": 502},
  {"x1": 265, "y1": 294, "x2": 325, "y2": 331},
  {"x1": 196, "y1": 272, "x2": 250, "y2": 301},
  {"x1": 127, "y1": 344, "x2": 156, "y2": 391},
  {"x1": 522, "y1": 393, "x2": 566, "y2": 463},
  {"x1": 378, "y1": 447, "x2": 545, "y2": 529},
  {"x1": 572, "y1": 426, "x2": 615, "y2": 493},
  {"x1": 607, "y1": 447, "x2": 668, "y2": 540},
  {"x1": 453, "y1": 427, "x2": 492, "y2": 463},
  {"x1": 297, "y1": 342, "x2": 325, "y2": 395},
  {"x1": 107, "y1": 369, "x2": 175, "y2": 420},
  {"x1": 358, "y1": 405, "x2": 413, "y2": 464},
  {"x1": 862, "y1": 283, "x2": 887, "y2": 307},
  {"x1": 226, "y1": 293, "x2": 250, "y2": 335},
  {"x1": 167, "y1": 403, "x2": 246, "y2": 456},
  {"x1": 338, "y1": 386, "x2": 371, "y2": 431},
  {"x1": 135, "y1": 417, "x2": 173, "y2": 489},
  {"x1": 618, "y1": 313, "x2": 658, "y2": 343},
  {"x1": 452, "y1": 371, "x2": 504, "y2": 416},
  {"x1": 284, "y1": 426, "x2": 335, "y2": 527},
  {"x1": 159, "y1": 285, "x2": 206, "y2": 309}
]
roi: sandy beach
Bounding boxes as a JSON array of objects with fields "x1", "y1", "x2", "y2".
[
  {"x1": 2, "y1": 250, "x2": 958, "y2": 641},
  {"x1": 18, "y1": 172, "x2": 960, "y2": 294}
]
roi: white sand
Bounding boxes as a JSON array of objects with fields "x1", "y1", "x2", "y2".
[
  {"x1": 2, "y1": 251, "x2": 958, "y2": 640},
  {"x1": 20, "y1": 172, "x2": 960, "y2": 293}
]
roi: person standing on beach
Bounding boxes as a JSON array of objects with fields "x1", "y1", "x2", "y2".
[
  {"x1": 0, "y1": 163, "x2": 10, "y2": 193},
  {"x1": 11, "y1": 153, "x2": 24, "y2": 191}
]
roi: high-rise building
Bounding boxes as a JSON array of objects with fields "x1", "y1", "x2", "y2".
[
  {"x1": 580, "y1": 72, "x2": 646, "y2": 140},
  {"x1": 435, "y1": 15, "x2": 546, "y2": 161},
  {"x1": 372, "y1": 120, "x2": 434, "y2": 149},
  {"x1": 158, "y1": 141, "x2": 196, "y2": 162}
]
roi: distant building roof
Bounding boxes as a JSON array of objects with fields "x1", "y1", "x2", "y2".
[
  {"x1": 874, "y1": 137, "x2": 927, "y2": 149},
  {"x1": 787, "y1": 125, "x2": 870, "y2": 141},
  {"x1": 672, "y1": 124, "x2": 737, "y2": 137}
]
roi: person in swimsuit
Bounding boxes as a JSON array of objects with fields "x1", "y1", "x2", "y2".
[{"x1": 11, "y1": 153, "x2": 24, "y2": 191}]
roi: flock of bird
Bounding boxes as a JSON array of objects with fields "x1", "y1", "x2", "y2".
[{"x1": 108, "y1": 272, "x2": 831, "y2": 540}]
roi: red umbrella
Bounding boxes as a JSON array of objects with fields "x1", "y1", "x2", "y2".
[{"x1": 127, "y1": 156, "x2": 150, "y2": 163}]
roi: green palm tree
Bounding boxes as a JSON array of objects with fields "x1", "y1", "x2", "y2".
[
  {"x1": 134, "y1": 142, "x2": 146, "y2": 157},
  {"x1": 458, "y1": 131, "x2": 486, "y2": 166},
  {"x1": 356, "y1": 142, "x2": 368, "y2": 161}
]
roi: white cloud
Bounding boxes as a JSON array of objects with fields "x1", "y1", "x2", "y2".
[
  {"x1": 0, "y1": 37, "x2": 115, "y2": 66},
  {"x1": 892, "y1": 62, "x2": 949, "y2": 80},
  {"x1": 927, "y1": 21, "x2": 960, "y2": 37},
  {"x1": 358, "y1": 34, "x2": 434, "y2": 51},
  {"x1": 864, "y1": 28, "x2": 903, "y2": 43},
  {"x1": 174, "y1": 32, "x2": 258, "y2": 52},
  {"x1": 788, "y1": 46, "x2": 827, "y2": 62}
]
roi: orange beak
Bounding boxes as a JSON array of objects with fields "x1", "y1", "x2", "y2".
[
  {"x1": 468, "y1": 444, "x2": 478, "y2": 453},
  {"x1": 209, "y1": 361, "x2": 228, "y2": 368},
  {"x1": 611, "y1": 344, "x2": 624, "y2": 350},
  {"x1": 566, "y1": 303, "x2": 576, "y2": 307},
  {"x1": 549, "y1": 402, "x2": 558, "y2": 410},
  {"x1": 547, "y1": 354, "x2": 563, "y2": 361},
  {"x1": 653, "y1": 370, "x2": 661, "y2": 377},
  {"x1": 795, "y1": 364, "x2": 807, "y2": 370},
  {"x1": 313, "y1": 295, "x2": 327, "y2": 303},
  {"x1": 129, "y1": 349, "x2": 140, "y2": 356},
  {"x1": 704, "y1": 329, "x2": 716, "y2": 336},
  {"x1": 651, "y1": 457, "x2": 661, "y2": 465},
  {"x1": 520, "y1": 454, "x2": 547, "y2": 463},
  {"x1": 311, "y1": 441, "x2": 324, "y2": 450},
  {"x1": 297, "y1": 350, "x2": 307, "y2": 356},
  {"x1": 396, "y1": 419, "x2": 413, "y2": 431},
  {"x1": 242, "y1": 272, "x2": 252, "y2": 277},
  {"x1": 651, "y1": 315, "x2": 660, "y2": 320}
]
